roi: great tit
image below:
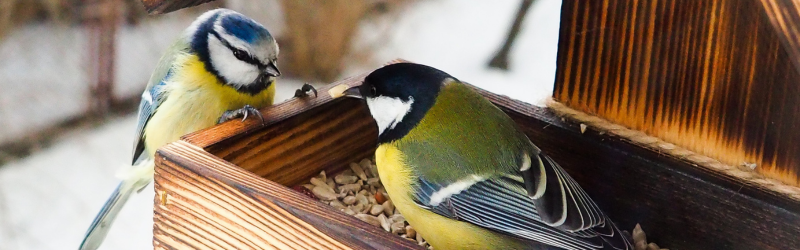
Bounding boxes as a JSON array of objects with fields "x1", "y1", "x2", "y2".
[
  {"x1": 80, "y1": 9, "x2": 285, "y2": 250},
  {"x1": 343, "y1": 63, "x2": 633, "y2": 250}
]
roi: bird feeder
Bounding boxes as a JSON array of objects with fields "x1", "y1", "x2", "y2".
[{"x1": 148, "y1": 0, "x2": 800, "y2": 249}]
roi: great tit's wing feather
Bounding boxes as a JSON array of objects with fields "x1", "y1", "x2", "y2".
[
  {"x1": 523, "y1": 153, "x2": 631, "y2": 249},
  {"x1": 413, "y1": 175, "x2": 618, "y2": 250},
  {"x1": 523, "y1": 152, "x2": 605, "y2": 231},
  {"x1": 131, "y1": 39, "x2": 190, "y2": 164}
]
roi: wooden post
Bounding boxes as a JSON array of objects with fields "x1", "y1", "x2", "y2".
[{"x1": 84, "y1": 0, "x2": 119, "y2": 115}]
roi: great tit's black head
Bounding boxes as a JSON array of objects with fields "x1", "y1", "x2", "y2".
[
  {"x1": 347, "y1": 63, "x2": 455, "y2": 143},
  {"x1": 188, "y1": 9, "x2": 280, "y2": 95}
]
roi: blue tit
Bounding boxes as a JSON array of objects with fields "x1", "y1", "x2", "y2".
[
  {"x1": 80, "y1": 9, "x2": 281, "y2": 250},
  {"x1": 342, "y1": 63, "x2": 633, "y2": 250}
]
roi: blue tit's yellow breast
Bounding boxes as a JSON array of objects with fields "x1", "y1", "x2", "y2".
[
  {"x1": 142, "y1": 54, "x2": 275, "y2": 157},
  {"x1": 375, "y1": 144, "x2": 531, "y2": 250}
]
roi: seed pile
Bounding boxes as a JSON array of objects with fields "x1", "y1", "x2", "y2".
[
  {"x1": 295, "y1": 159, "x2": 432, "y2": 249},
  {"x1": 296, "y1": 158, "x2": 665, "y2": 250},
  {"x1": 632, "y1": 224, "x2": 668, "y2": 250}
]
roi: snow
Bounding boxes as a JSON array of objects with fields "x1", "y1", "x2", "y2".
[
  {"x1": 349, "y1": 0, "x2": 562, "y2": 106},
  {"x1": 0, "y1": 0, "x2": 562, "y2": 249},
  {"x1": 0, "y1": 116, "x2": 149, "y2": 250}
]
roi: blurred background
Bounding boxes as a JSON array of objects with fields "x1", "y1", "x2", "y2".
[{"x1": 0, "y1": 0, "x2": 561, "y2": 249}]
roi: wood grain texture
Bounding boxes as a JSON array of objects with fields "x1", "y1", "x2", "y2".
[
  {"x1": 139, "y1": 0, "x2": 215, "y2": 14},
  {"x1": 758, "y1": 0, "x2": 800, "y2": 73},
  {"x1": 473, "y1": 88, "x2": 800, "y2": 250},
  {"x1": 554, "y1": 0, "x2": 800, "y2": 186},
  {"x1": 182, "y1": 73, "x2": 369, "y2": 149},
  {"x1": 181, "y1": 73, "x2": 376, "y2": 187},
  {"x1": 154, "y1": 140, "x2": 422, "y2": 250}
]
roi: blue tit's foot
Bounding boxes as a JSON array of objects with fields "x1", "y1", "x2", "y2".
[
  {"x1": 294, "y1": 83, "x2": 317, "y2": 98},
  {"x1": 217, "y1": 104, "x2": 265, "y2": 125}
]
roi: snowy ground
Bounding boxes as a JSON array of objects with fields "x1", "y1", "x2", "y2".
[{"x1": 0, "y1": 0, "x2": 562, "y2": 249}]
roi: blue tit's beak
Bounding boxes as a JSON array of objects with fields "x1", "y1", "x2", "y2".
[
  {"x1": 265, "y1": 61, "x2": 281, "y2": 77},
  {"x1": 344, "y1": 86, "x2": 362, "y2": 99}
]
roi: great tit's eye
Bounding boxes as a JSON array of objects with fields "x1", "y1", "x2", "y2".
[{"x1": 370, "y1": 86, "x2": 377, "y2": 96}]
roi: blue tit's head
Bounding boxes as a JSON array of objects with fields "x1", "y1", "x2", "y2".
[
  {"x1": 345, "y1": 63, "x2": 455, "y2": 143},
  {"x1": 186, "y1": 9, "x2": 280, "y2": 95}
]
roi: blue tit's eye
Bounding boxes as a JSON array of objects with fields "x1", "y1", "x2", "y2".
[{"x1": 232, "y1": 49, "x2": 248, "y2": 61}]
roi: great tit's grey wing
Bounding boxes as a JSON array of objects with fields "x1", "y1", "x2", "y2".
[
  {"x1": 522, "y1": 152, "x2": 632, "y2": 249},
  {"x1": 131, "y1": 39, "x2": 190, "y2": 165},
  {"x1": 411, "y1": 152, "x2": 632, "y2": 250}
]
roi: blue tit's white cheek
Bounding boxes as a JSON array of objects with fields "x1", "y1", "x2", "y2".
[
  {"x1": 207, "y1": 35, "x2": 260, "y2": 86},
  {"x1": 365, "y1": 96, "x2": 414, "y2": 135}
]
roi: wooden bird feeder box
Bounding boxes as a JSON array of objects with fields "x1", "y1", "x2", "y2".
[
  {"x1": 150, "y1": 0, "x2": 800, "y2": 249},
  {"x1": 153, "y1": 68, "x2": 800, "y2": 250}
]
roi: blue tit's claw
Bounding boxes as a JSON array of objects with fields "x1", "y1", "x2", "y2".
[
  {"x1": 294, "y1": 83, "x2": 318, "y2": 98},
  {"x1": 218, "y1": 105, "x2": 265, "y2": 125}
]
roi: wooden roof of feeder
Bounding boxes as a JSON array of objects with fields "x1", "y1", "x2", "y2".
[
  {"x1": 553, "y1": 0, "x2": 800, "y2": 189},
  {"x1": 146, "y1": 0, "x2": 800, "y2": 249}
]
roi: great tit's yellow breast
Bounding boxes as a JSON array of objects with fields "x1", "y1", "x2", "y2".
[
  {"x1": 142, "y1": 54, "x2": 275, "y2": 157},
  {"x1": 375, "y1": 144, "x2": 530, "y2": 250}
]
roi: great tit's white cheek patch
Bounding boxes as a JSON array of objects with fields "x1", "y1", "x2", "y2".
[
  {"x1": 207, "y1": 35, "x2": 260, "y2": 86},
  {"x1": 366, "y1": 96, "x2": 414, "y2": 135}
]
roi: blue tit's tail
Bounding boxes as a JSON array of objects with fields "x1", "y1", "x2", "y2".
[{"x1": 79, "y1": 160, "x2": 154, "y2": 250}]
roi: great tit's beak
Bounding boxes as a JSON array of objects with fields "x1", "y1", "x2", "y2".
[
  {"x1": 264, "y1": 61, "x2": 281, "y2": 77},
  {"x1": 344, "y1": 86, "x2": 363, "y2": 99}
]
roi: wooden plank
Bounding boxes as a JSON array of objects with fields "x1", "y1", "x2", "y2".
[
  {"x1": 554, "y1": 0, "x2": 800, "y2": 186},
  {"x1": 757, "y1": 0, "x2": 800, "y2": 73},
  {"x1": 182, "y1": 73, "x2": 369, "y2": 149},
  {"x1": 205, "y1": 99, "x2": 376, "y2": 187},
  {"x1": 180, "y1": 73, "x2": 376, "y2": 187},
  {"x1": 154, "y1": 140, "x2": 422, "y2": 250},
  {"x1": 474, "y1": 89, "x2": 800, "y2": 250}
]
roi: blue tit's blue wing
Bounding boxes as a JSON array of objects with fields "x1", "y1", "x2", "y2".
[
  {"x1": 131, "y1": 39, "x2": 190, "y2": 164},
  {"x1": 411, "y1": 152, "x2": 633, "y2": 250}
]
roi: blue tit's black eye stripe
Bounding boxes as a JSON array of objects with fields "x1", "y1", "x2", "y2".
[{"x1": 210, "y1": 31, "x2": 267, "y2": 69}]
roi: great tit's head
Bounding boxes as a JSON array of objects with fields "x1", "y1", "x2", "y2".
[
  {"x1": 188, "y1": 9, "x2": 280, "y2": 95},
  {"x1": 345, "y1": 63, "x2": 454, "y2": 143}
]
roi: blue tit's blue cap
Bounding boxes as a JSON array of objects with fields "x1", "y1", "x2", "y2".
[{"x1": 220, "y1": 14, "x2": 273, "y2": 44}]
